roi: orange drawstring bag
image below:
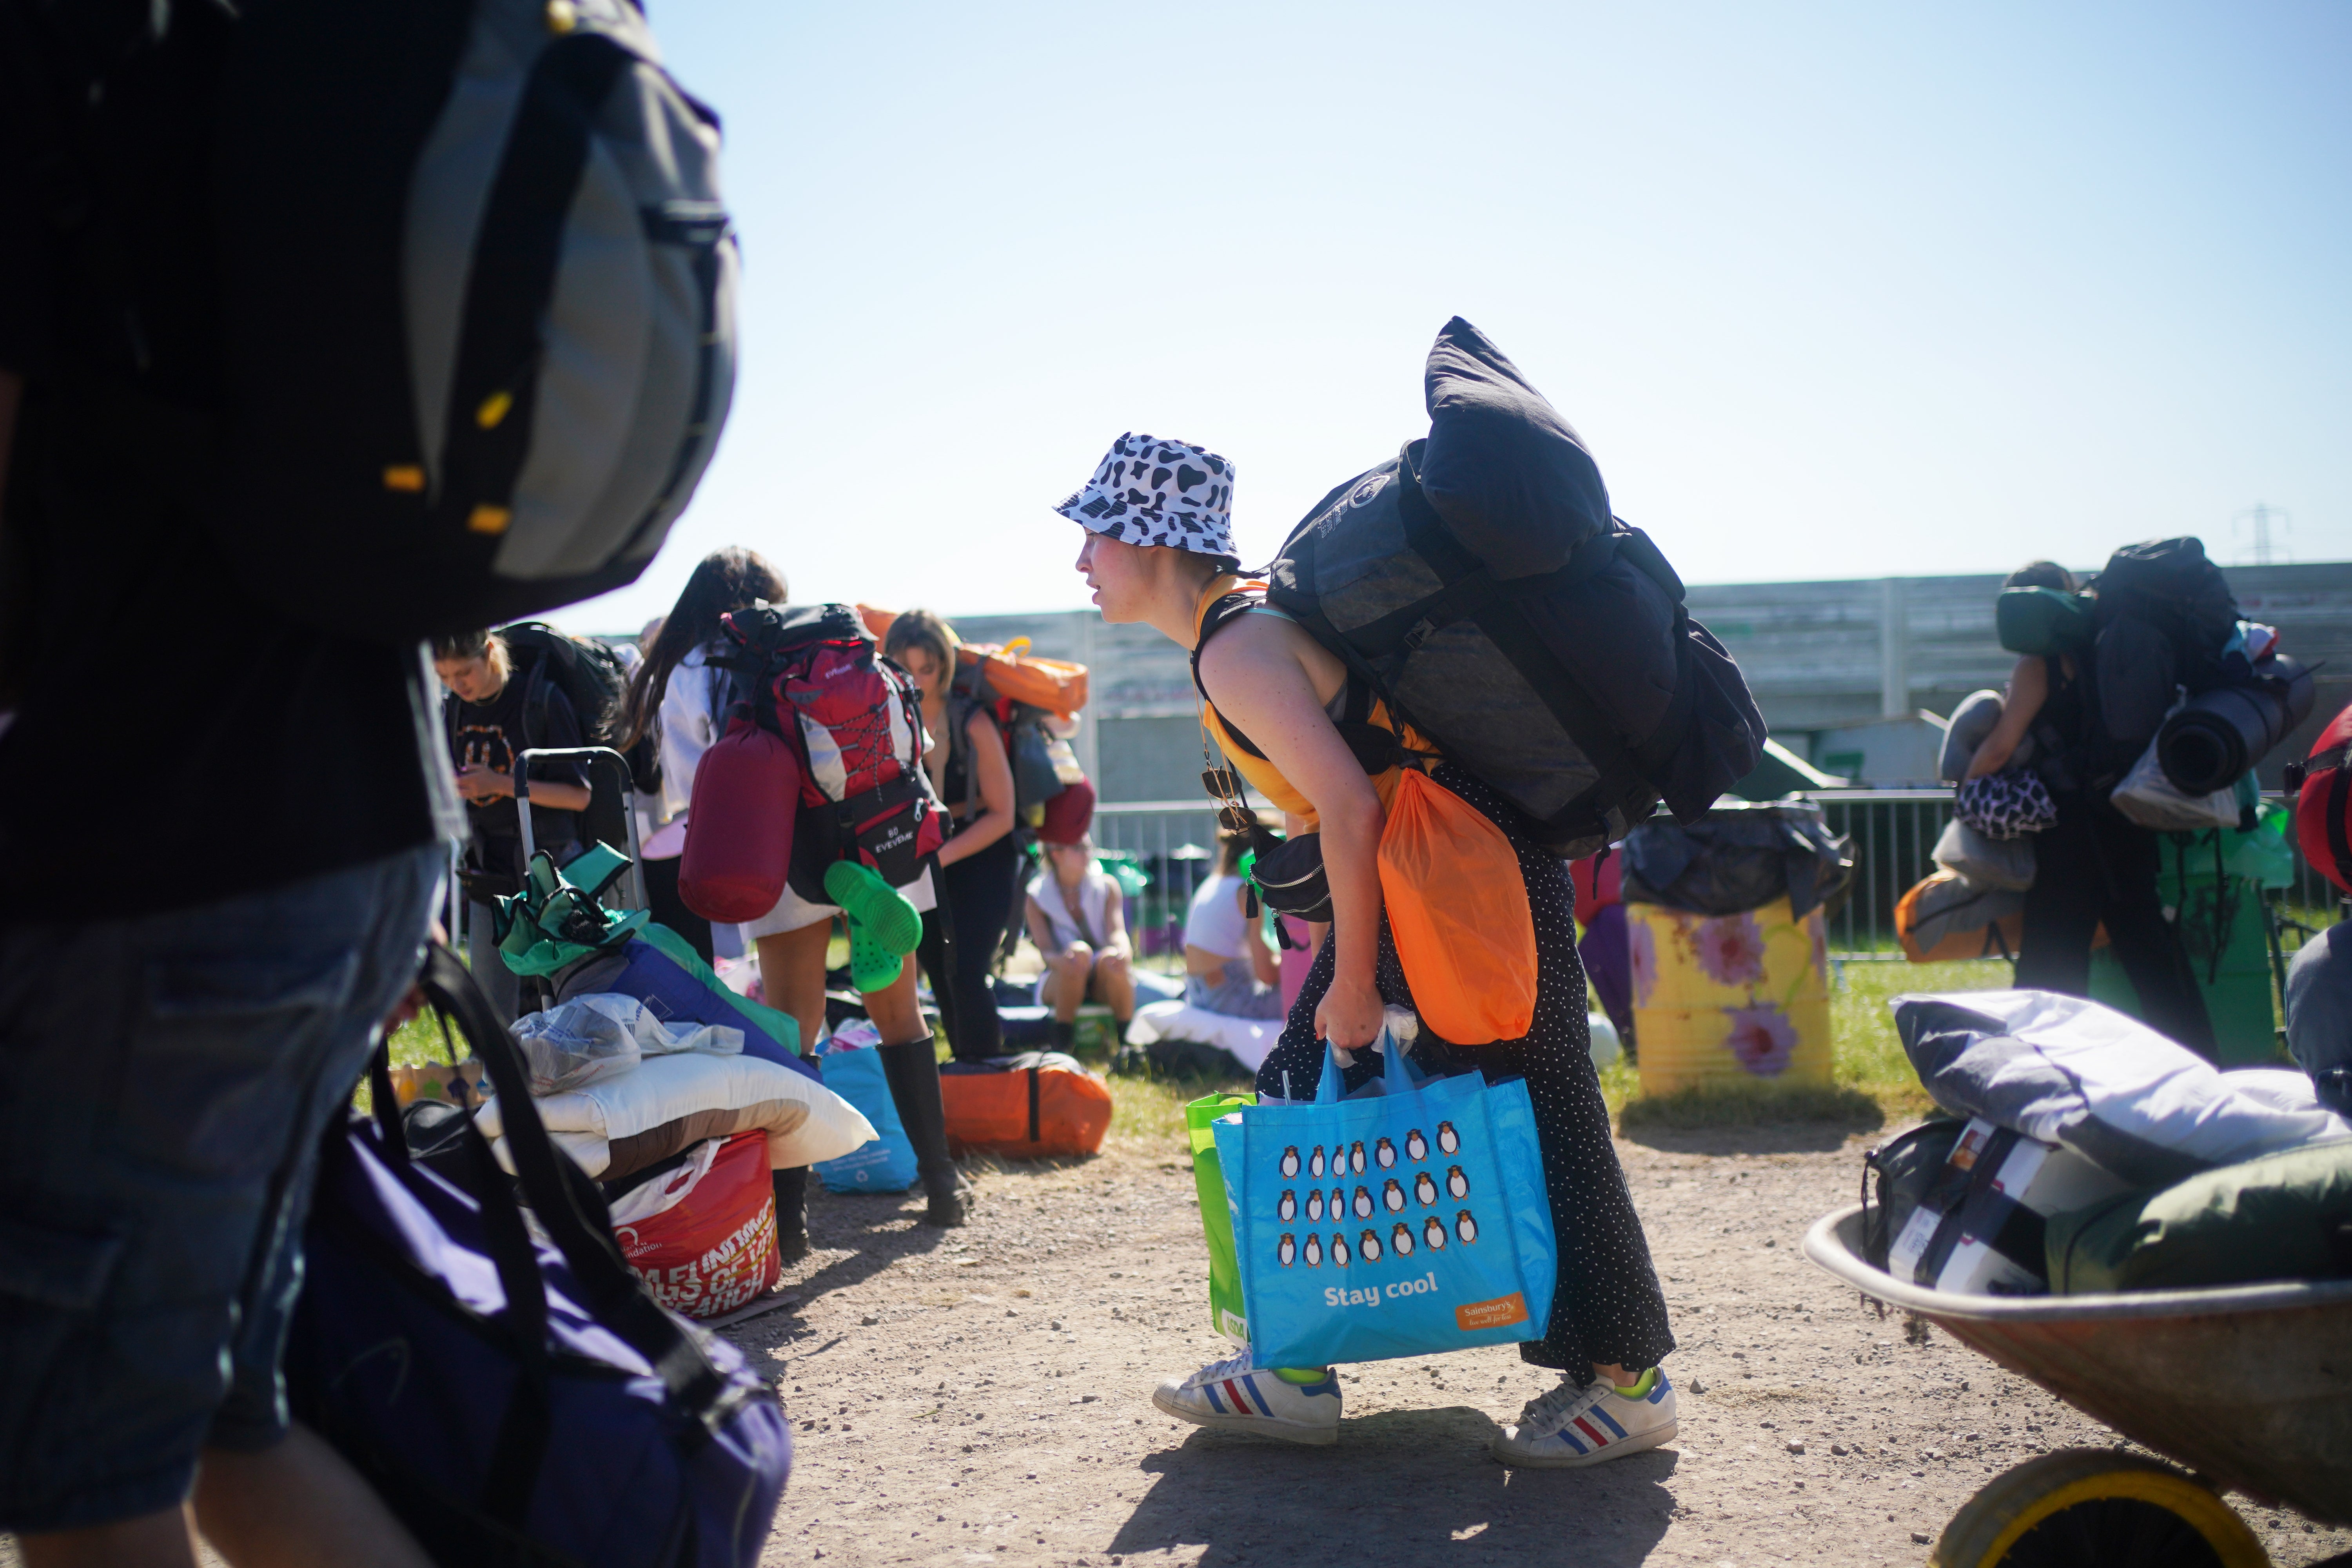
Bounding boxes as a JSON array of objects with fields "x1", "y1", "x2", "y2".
[{"x1": 1377, "y1": 769, "x2": 1537, "y2": 1045}]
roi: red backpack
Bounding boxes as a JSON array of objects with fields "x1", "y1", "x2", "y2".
[
  {"x1": 691, "y1": 603, "x2": 945, "y2": 908},
  {"x1": 2288, "y1": 700, "x2": 2352, "y2": 897}
]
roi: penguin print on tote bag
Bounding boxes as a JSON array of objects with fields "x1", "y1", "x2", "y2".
[
  {"x1": 1279, "y1": 1147, "x2": 1300, "y2": 1178},
  {"x1": 1446, "y1": 1166, "x2": 1470, "y2": 1200},
  {"x1": 1414, "y1": 1171, "x2": 1439, "y2": 1207},
  {"x1": 1390, "y1": 1221, "x2": 1415, "y2": 1257},
  {"x1": 1352, "y1": 1187, "x2": 1375, "y2": 1220},
  {"x1": 1405, "y1": 1129, "x2": 1428, "y2": 1162},
  {"x1": 1278, "y1": 1233, "x2": 1296, "y2": 1266},
  {"x1": 1375, "y1": 1137, "x2": 1397, "y2": 1169},
  {"x1": 1277, "y1": 1189, "x2": 1297, "y2": 1222},
  {"x1": 1303, "y1": 1233, "x2": 1323, "y2": 1267},
  {"x1": 1358, "y1": 1229, "x2": 1383, "y2": 1263},
  {"x1": 1436, "y1": 1122, "x2": 1459, "y2": 1156},
  {"x1": 1455, "y1": 1210, "x2": 1479, "y2": 1245},
  {"x1": 1383, "y1": 1179, "x2": 1406, "y2": 1213},
  {"x1": 1423, "y1": 1215, "x2": 1447, "y2": 1250},
  {"x1": 1309, "y1": 1145, "x2": 1327, "y2": 1179},
  {"x1": 1305, "y1": 1188, "x2": 1325, "y2": 1222}
]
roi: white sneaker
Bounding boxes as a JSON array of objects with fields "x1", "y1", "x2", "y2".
[
  {"x1": 1151, "y1": 1350, "x2": 1341, "y2": 1445},
  {"x1": 1489, "y1": 1370, "x2": 1677, "y2": 1468}
]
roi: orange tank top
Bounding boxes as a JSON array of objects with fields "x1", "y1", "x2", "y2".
[{"x1": 1191, "y1": 576, "x2": 1431, "y2": 830}]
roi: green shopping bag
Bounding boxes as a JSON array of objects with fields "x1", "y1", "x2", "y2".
[{"x1": 1186, "y1": 1089, "x2": 1256, "y2": 1344}]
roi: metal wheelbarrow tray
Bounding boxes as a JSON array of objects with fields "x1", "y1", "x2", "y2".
[{"x1": 1805, "y1": 1204, "x2": 2352, "y2": 1530}]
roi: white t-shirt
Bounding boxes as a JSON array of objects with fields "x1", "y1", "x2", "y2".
[
  {"x1": 654, "y1": 644, "x2": 730, "y2": 827},
  {"x1": 1184, "y1": 873, "x2": 1250, "y2": 960},
  {"x1": 1028, "y1": 866, "x2": 1121, "y2": 953}
]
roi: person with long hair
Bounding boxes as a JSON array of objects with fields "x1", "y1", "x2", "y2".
[
  {"x1": 433, "y1": 628, "x2": 592, "y2": 1022},
  {"x1": 620, "y1": 546, "x2": 789, "y2": 965},
  {"x1": 883, "y1": 611, "x2": 1021, "y2": 1063},
  {"x1": 623, "y1": 550, "x2": 967, "y2": 1231},
  {"x1": 1965, "y1": 560, "x2": 2216, "y2": 1053},
  {"x1": 1055, "y1": 433, "x2": 1675, "y2": 1463}
]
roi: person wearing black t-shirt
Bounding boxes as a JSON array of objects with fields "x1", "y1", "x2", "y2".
[
  {"x1": 432, "y1": 629, "x2": 590, "y2": 1021},
  {"x1": 0, "y1": 6, "x2": 456, "y2": 1555}
]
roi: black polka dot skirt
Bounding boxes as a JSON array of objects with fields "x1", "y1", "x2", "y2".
[{"x1": 1253, "y1": 764, "x2": 1676, "y2": 1385}]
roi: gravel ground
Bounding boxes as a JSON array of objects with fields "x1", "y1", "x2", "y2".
[
  {"x1": 741, "y1": 1122, "x2": 2352, "y2": 1568},
  {"x1": 7, "y1": 1120, "x2": 2343, "y2": 1568}
]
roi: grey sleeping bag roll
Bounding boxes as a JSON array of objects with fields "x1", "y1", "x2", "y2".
[{"x1": 1893, "y1": 990, "x2": 2352, "y2": 1187}]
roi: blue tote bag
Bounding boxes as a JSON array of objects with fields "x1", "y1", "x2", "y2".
[
  {"x1": 813, "y1": 1044, "x2": 918, "y2": 1193},
  {"x1": 1212, "y1": 1025, "x2": 1557, "y2": 1369}
]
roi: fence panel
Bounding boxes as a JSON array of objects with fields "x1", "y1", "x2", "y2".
[{"x1": 1085, "y1": 791, "x2": 2344, "y2": 967}]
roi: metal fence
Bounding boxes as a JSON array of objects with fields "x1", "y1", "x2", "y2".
[{"x1": 1088, "y1": 791, "x2": 2345, "y2": 966}]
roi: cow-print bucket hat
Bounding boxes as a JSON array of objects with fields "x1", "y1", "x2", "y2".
[{"x1": 1054, "y1": 432, "x2": 1238, "y2": 566}]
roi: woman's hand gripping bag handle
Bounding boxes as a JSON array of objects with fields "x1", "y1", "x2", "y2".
[
  {"x1": 1379, "y1": 769, "x2": 1536, "y2": 1045},
  {"x1": 1212, "y1": 1022, "x2": 1558, "y2": 1369},
  {"x1": 680, "y1": 715, "x2": 801, "y2": 923}
]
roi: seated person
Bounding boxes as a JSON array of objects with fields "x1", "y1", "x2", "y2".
[
  {"x1": 2285, "y1": 922, "x2": 2352, "y2": 1115},
  {"x1": 1024, "y1": 782, "x2": 1135, "y2": 1050},
  {"x1": 1182, "y1": 829, "x2": 1284, "y2": 1020}
]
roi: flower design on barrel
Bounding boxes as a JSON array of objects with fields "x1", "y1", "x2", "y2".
[
  {"x1": 1722, "y1": 1001, "x2": 1799, "y2": 1077},
  {"x1": 1694, "y1": 911, "x2": 1768, "y2": 988}
]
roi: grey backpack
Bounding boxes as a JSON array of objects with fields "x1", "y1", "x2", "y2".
[{"x1": 212, "y1": 0, "x2": 737, "y2": 641}]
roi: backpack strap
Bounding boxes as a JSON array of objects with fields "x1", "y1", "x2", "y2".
[{"x1": 1191, "y1": 590, "x2": 1412, "y2": 776}]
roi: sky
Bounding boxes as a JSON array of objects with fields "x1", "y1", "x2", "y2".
[{"x1": 567, "y1": 0, "x2": 2351, "y2": 633}]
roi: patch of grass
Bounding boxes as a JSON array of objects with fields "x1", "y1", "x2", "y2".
[
  {"x1": 1102, "y1": 1062, "x2": 1252, "y2": 1155},
  {"x1": 1608, "y1": 957, "x2": 2011, "y2": 1130}
]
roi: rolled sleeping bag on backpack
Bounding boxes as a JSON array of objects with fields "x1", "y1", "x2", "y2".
[
  {"x1": 2156, "y1": 655, "x2": 2317, "y2": 794},
  {"x1": 680, "y1": 718, "x2": 798, "y2": 922},
  {"x1": 1940, "y1": 689, "x2": 2034, "y2": 782}
]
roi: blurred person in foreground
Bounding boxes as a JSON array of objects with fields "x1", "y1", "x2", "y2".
[{"x1": 0, "y1": 8, "x2": 453, "y2": 1563}]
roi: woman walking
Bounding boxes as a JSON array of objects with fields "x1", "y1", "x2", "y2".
[{"x1": 1056, "y1": 433, "x2": 1675, "y2": 1465}]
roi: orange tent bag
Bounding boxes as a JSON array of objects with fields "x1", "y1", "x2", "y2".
[{"x1": 1377, "y1": 769, "x2": 1537, "y2": 1045}]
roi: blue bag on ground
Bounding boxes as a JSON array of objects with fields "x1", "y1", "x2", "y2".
[
  {"x1": 813, "y1": 1044, "x2": 919, "y2": 1193},
  {"x1": 1212, "y1": 1024, "x2": 1556, "y2": 1368},
  {"x1": 287, "y1": 947, "x2": 790, "y2": 1565}
]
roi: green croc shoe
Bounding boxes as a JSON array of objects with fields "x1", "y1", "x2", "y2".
[
  {"x1": 845, "y1": 916, "x2": 908, "y2": 994},
  {"x1": 823, "y1": 860, "x2": 922, "y2": 955}
]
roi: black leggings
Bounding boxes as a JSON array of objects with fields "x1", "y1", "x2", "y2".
[
  {"x1": 1252, "y1": 766, "x2": 1675, "y2": 1385},
  {"x1": 640, "y1": 855, "x2": 715, "y2": 965},
  {"x1": 921, "y1": 833, "x2": 1023, "y2": 1063},
  {"x1": 2017, "y1": 795, "x2": 2216, "y2": 1057}
]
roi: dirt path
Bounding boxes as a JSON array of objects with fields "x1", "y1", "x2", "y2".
[{"x1": 742, "y1": 1123, "x2": 2352, "y2": 1568}]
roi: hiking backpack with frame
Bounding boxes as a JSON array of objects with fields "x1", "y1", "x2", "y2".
[
  {"x1": 1198, "y1": 317, "x2": 1766, "y2": 862},
  {"x1": 704, "y1": 602, "x2": 947, "y2": 905}
]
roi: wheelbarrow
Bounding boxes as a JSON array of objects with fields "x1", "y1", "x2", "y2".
[{"x1": 1804, "y1": 1203, "x2": 2352, "y2": 1568}]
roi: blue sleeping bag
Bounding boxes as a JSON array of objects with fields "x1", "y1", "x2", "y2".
[{"x1": 559, "y1": 925, "x2": 818, "y2": 1084}]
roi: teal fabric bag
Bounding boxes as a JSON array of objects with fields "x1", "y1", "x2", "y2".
[
  {"x1": 813, "y1": 1046, "x2": 919, "y2": 1194},
  {"x1": 1211, "y1": 1026, "x2": 1556, "y2": 1368}
]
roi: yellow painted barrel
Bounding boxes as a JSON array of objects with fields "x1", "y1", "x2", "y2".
[{"x1": 1628, "y1": 895, "x2": 1832, "y2": 1093}]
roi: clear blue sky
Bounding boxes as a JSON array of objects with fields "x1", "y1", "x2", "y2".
[{"x1": 570, "y1": 0, "x2": 2350, "y2": 633}]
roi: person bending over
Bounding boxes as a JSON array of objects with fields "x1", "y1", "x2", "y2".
[
  {"x1": 1182, "y1": 828, "x2": 1283, "y2": 1020},
  {"x1": 432, "y1": 629, "x2": 592, "y2": 1020},
  {"x1": 1055, "y1": 432, "x2": 1677, "y2": 1465},
  {"x1": 1965, "y1": 560, "x2": 2214, "y2": 1055},
  {"x1": 1024, "y1": 782, "x2": 1136, "y2": 1051}
]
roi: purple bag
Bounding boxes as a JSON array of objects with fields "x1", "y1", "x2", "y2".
[
  {"x1": 286, "y1": 947, "x2": 791, "y2": 1566},
  {"x1": 567, "y1": 927, "x2": 819, "y2": 1083}
]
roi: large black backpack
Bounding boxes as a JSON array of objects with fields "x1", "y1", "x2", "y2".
[{"x1": 1236, "y1": 318, "x2": 1765, "y2": 858}]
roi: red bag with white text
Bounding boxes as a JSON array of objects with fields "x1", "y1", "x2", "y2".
[{"x1": 609, "y1": 1131, "x2": 779, "y2": 1319}]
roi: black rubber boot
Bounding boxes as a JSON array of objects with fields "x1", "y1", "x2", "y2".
[
  {"x1": 878, "y1": 1039, "x2": 966, "y2": 1227},
  {"x1": 772, "y1": 1165, "x2": 810, "y2": 1264},
  {"x1": 1049, "y1": 1018, "x2": 1077, "y2": 1052}
]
